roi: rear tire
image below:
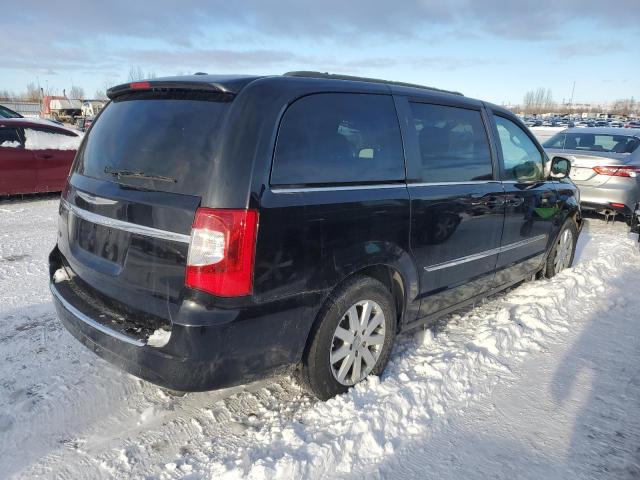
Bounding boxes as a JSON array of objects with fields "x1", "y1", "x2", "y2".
[
  {"x1": 298, "y1": 276, "x2": 396, "y2": 400},
  {"x1": 545, "y1": 219, "x2": 578, "y2": 278}
]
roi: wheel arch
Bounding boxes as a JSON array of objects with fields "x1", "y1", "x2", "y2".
[{"x1": 300, "y1": 251, "x2": 420, "y2": 360}]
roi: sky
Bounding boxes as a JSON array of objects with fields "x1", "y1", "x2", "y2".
[{"x1": 2, "y1": 0, "x2": 639, "y2": 104}]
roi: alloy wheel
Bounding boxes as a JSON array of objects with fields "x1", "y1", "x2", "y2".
[
  {"x1": 554, "y1": 228, "x2": 574, "y2": 274},
  {"x1": 329, "y1": 300, "x2": 386, "y2": 386}
]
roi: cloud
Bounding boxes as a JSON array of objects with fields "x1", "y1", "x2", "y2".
[
  {"x1": 1, "y1": 0, "x2": 638, "y2": 95},
  {"x1": 554, "y1": 41, "x2": 625, "y2": 58},
  {"x1": 7, "y1": 0, "x2": 639, "y2": 44}
]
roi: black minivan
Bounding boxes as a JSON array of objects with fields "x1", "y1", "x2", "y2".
[{"x1": 49, "y1": 72, "x2": 580, "y2": 399}]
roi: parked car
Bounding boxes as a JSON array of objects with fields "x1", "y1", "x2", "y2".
[
  {"x1": 0, "y1": 105, "x2": 23, "y2": 118},
  {"x1": 0, "y1": 118, "x2": 82, "y2": 195},
  {"x1": 75, "y1": 115, "x2": 95, "y2": 132},
  {"x1": 630, "y1": 201, "x2": 640, "y2": 241},
  {"x1": 49, "y1": 72, "x2": 581, "y2": 400},
  {"x1": 543, "y1": 127, "x2": 640, "y2": 222},
  {"x1": 81, "y1": 100, "x2": 106, "y2": 117},
  {"x1": 625, "y1": 121, "x2": 640, "y2": 129}
]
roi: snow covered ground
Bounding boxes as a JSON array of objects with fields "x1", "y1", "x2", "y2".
[{"x1": 1, "y1": 197, "x2": 639, "y2": 479}]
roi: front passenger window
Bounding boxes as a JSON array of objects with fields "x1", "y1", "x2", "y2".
[{"x1": 494, "y1": 116, "x2": 544, "y2": 182}]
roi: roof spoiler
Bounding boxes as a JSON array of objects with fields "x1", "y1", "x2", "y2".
[{"x1": 106, "y1": 80, "x2": 235, "y2": 100}]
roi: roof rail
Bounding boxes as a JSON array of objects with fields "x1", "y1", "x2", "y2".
[{"x1": 283, "y1": 71, "x2": 463, "y2": 96}]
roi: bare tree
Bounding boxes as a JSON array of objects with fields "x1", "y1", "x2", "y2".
[
  {"x1": 523, "y1": 90, "x2": 534, "y2": 113},
  {"x1": 68, "y1": 85, "x2": 85, "y2": 99},
  {"x1": 22, "y1": 82, "x2": 42, "y2": 102},
  {"x1": 610, "y1": 98, "x2": 637, "y2": 117},
  {"x1": 0, "y1": 90, "x2": 13, "y2": 100},
  {"x1": 127, "y1": 66, "x2": 157, "y2": 82},
  {"x1": 128, "y1": 65, "x2": 145, "y2": 82},
  {"x1": 94, "y1": 88, "x2": 107, "y2": 100},
  {"x1": 522, "y1": 87, "x2": 555, "y2": 115},
  {"x1": 94, "y1": 78, "x2": 116, "y2": 100}
]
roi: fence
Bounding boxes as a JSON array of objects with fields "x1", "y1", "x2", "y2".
[{"x1": 0, "y1": 101, "x2": 41, "y2": 117}]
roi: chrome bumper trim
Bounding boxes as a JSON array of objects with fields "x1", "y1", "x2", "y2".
[
  {"x1": 61, "y1": 199, "x2": 191, "y2": 244},
  {"x1": 51, "y1": 281, "x2": 145, "y2": 347}
]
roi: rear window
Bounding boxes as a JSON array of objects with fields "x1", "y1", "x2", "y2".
[
  {"x1": 543, "y1": 133, "x2": 639, "y2": 154},
  {"x1": 271, "y1": 93, "x2": 404, "y2": 186},
  {"x1": 75, "y1": 92, "x2": 230, "y2": 195}
]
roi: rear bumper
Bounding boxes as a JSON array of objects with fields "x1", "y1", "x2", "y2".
[
  {"x1": 577, "y1": 182, "x2": 639, "y2": 216},
  {"x1": 50, "y1": 261, "x2": 318, "y2": 392},
  {"x1": 52, "y1": 282, "x2": 193, "y2": 389}
]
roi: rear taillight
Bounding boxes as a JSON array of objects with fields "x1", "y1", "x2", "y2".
[
  {"x1": 593, "y1": 166, "x2": 640, "y2": 178},
  {"x1": 185, "y1": 208, "x2": 259, "y2": 297}
]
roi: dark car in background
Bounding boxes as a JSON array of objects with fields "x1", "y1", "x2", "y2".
[
  {"x1": 49, "y1": 72, "x2": 581, "y2": 400},
  {"x1": 0, "y1": 118, "x2": 82, "y2": 195},
  {"x1": 544, "y1": 127, "x2": 640, "y2": 222}
]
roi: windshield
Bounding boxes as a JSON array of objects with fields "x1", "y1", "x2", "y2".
[
  {"x1": 543, "y1": 133, "x2": 639, "y2": 154},
  {"x1": 75, "y1": 92, "x2": 231, "y2": 196}
]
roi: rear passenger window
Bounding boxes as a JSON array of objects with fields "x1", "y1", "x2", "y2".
[
  {"x1": 0, "y1": 127, "x2": 22, "y2": 147},
  {"x1": 494, "y1": 116, "x2": 544, "y2": 182},
  {"x1": 271, "y1": 93, "x2": 404, "y2": 186},
  {"x1": 23, "y1": 127, "x2": 80, "y2": 151},
  {"x1": 409, "y1": 103, "x2": 493, "y2": 183}
]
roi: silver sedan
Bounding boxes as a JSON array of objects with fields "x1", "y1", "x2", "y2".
[{"x1": 543, "y1": 127, "x2": 640, "y2": 223}]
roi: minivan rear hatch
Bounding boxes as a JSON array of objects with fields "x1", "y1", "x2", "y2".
[{"x1": 57, "y1": 88, "x2": 232, "y2": 328}]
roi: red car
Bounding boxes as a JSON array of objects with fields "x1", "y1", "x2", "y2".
[{"x1": 0, "y1": 118, "x2": 81, "y2": 195}]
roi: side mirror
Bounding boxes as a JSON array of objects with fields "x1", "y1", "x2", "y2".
[{"x1": 549, "y1": 156, "x2": 571, "y2": 179}]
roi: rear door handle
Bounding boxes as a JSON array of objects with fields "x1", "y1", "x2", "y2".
[
  {"x1": 35, "y1": 153, "x2": 53, "y2": 159},
  {"x1": 486, "y1": 197, "x2": 505, "y2": 207}
]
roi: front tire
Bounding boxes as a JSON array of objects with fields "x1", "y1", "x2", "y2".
[
  {"x1": 298, "y1": 276, "x2": 396, "y2": 400},
  {"x1": 545, "y1": 219, "x2": 578, "y2": 278}
]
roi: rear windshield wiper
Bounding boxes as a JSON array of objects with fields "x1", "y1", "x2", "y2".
[{"x1": 104, "y1": 166, "x2": 177, "y2": 183}]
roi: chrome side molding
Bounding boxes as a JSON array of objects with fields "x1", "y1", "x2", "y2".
[
  {"x1": 425, "y1": 234, "x2": 547, "y2": 272},
  {"x1": 271, "y1": 183, "x2": 407, "y2": 194}
]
